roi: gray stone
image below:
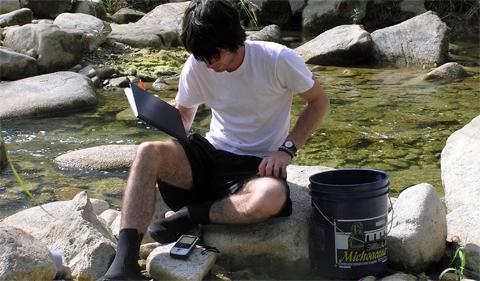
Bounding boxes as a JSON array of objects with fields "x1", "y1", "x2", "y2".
[
  {"x1": 295, "y1": 24, "x2": 372, "y2": 66},
  {"x1": 79, "y1": 65, "x2": 97, "y2": 78},
  {"x1": 0, "y1": 0, "x2": 20, "y2": 14},
  {"x1": 4, "y1": 23, "x2": 87, "y2": 73},
  {"x1": 0, "y1": 7, "x2": 32, "y2": 27},
  {"x1": 0, "y1": 224, "x2": 57, "y2": 281},
  {"x1": 54, "y1": 144, "x2": 138, "y2": 171},
  {"x1": 2, "y1": 191, "x2": 116, "y2": 280},
  {"x1": 19, "y1": 0, "x2": 73, "y2": 18},
  {"x1": 71, "y1": 0, "x2": 107, "y2": 20},
  {"x1": 246, "y1": 24, "x2": 281, "y2": 43},
  {"x1": 146, "y1": 244, "x2": 217, "y2": 281},
  {"x1": 108, "y1": 76, "x2": 130, "y2": 87},
  {"x1": 140, "y1": 242, "x2": 161, "y2": 260},
  {"x1": 98, "y1": 209, "x2": 120, "y2": 229},
  {"x1": 95, "y1": 65, "x2": 117, "y2": 79},
  {"x1": 53, "y1": 13, "x2": 112, "y2": 52},
  {"x1": 441, "y1": 115, "x2": 480, "y2": 211},
  {"x1": 250, "y1": 0, "x2": 291, "y2": 27},
  {"x1": 111, "y1": 7, "x2": 145, "y2": 24},
  {"x1": 108, "y1": 1, "x2": 189, "y2": 48},
  {"x1": 371, "y1": 11, "x2": 449, "y2": 67},
  {"x1": 286, "y1": 164, "x2": 333, "y2": 187},
  {"x1": 446, "y1": 205, "x2": 480, "y2": 278},
  {"x1": 423, "y1": 62, "x2": 469, "y2": 83},
  {"x1": 90, "y1": 198, "x2": 110, "y2": 215},
  {"x1": 387, "y1": 183, "x2": 447, "y2": 272},
  {"x1": 0, "y1": 46, "x2": 38, "y2": 80},
  {"x1": 379, "y1": 273, "x2": 418, "y2": 281},
  {"x1": 0, "y1": 71, "x2": 96, "y2": 119}
]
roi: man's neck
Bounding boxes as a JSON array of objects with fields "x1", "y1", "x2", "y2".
[{"x1": 226, "y1": 46, "x2": 245, "y2": 72}]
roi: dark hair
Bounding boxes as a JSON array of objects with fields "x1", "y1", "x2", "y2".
[{"x1": 181, "y1": 0, "x2": 246, "y2": 63}]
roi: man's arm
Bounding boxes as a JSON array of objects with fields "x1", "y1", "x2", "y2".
[
  {"x1": 176, "y1": 104, "x2": 198, "y2": 132},
  {"x1": 258, "y1": 79, "x2": 329, "y2": 178}
]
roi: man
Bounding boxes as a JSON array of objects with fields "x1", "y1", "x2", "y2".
[{"x1": 100, "y1": 0, "x2": 329, "y2": 280}]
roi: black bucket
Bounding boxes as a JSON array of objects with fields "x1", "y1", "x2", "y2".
[{"x1": 309, "y1": 169, "x2": 389, "y2": 280}]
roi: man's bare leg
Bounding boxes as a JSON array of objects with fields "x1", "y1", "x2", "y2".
[{"x1": 209, "y1": 177, "x2": 288, "y2": 224}]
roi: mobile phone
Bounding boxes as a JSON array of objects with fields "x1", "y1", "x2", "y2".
[{"x1": 169, "y1": 234, "x2": 199, "y2": 259}]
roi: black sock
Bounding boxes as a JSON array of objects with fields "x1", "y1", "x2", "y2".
[
  {"x1": 187, "y1": 201, "x2": 213, "y2": 224},
  {"x1": 100, "y1": 228, "x2": 144, "y2": 280}
]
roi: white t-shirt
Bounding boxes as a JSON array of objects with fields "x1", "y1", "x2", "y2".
[{"x1": 176, "y1": 40, "x2": 314, "y2": 157}]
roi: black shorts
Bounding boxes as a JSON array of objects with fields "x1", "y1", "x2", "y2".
[{"x1": 157, "y1": 133, "x2": 292, "y2": 217}]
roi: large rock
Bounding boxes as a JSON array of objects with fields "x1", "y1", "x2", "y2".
[
  {"x1": 4, "y1": 23, "x2": 87, "y2": 73},
  {"x1": 441, "y1": 115, "x2": 480, "y2": 211},
  {"x1": 0, "y1": 71, "x2": 97, "y2": 119},
  {"x1": 55, "y1": 144, "x2": 137, "y2": 171},
  {"x1": 111, "y1": 7, "x2": 145, "y2": 24},
  {"x1": 3, "y1": 191, "x2": 116, "y2": 281},
  {"x1": 423, "y1": 62, "x2": 469, "y2": 83},
  {"x1": 250, "y1": 0, "x2": 291, "y2": 27},
  {"x1": 19, "y1": 0, "x2": 73, "y2": 18},
  {"x1": 302, "y1": 0, "x2": 367, "y2": 36},
  {"x1": 53, "y1": 13, "x2": 111, "y2": 52},
  {"x1": 0, "y1": 46, "x2": 38, "y2": 80},
  {"x1": 246, "y1": 24, "x2": 281, "y2": 43},
  {"x1": 202, "y1": 165, "x2": 332, "y2": 278},
  {"x1": 147, "y1": 244, "x2": 217, "y2": 281},
  {"x1": 0, "y1": 7, "x2": 32, "y2": 27},
  {"x1": 108, "y1": 1, "x2": 188, "y2": 48},
  {"x1": 0, "y1": 224, "x2": 57, "y2": 281},
  {"x1": 71, "y1": 0, "x2": 107, "y2": 20},
  {"x1": 387, "y1": 183, "x2": 447, "y2": 272},
  {"x1": 446, "y1": 205, "x2": 480, "y2": 277},
  {"x1": 295, "y1": 24, "x2": 372, "y2": 66},
  {"x1": 125, "y1": 0, "x2": 168, "y2": 13},
  {"x1": 0, "y1": 0, "x2": 20, "y2": 14},
  {"x1": 371, "y1": 11, "x2": 449, "y2": 67}
]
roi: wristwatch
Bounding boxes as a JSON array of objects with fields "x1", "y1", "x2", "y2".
[{"x1": 279, "y1": 140, "x2": 298, "y2": 158}]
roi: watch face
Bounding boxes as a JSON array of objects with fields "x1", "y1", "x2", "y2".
[{"x1": 285, "y1": 140, "x2": 294, "y2": 148}]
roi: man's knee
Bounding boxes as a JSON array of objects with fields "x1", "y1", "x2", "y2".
[{"x1": 246, "y1": 177, "x2": 288, "y2": 218}]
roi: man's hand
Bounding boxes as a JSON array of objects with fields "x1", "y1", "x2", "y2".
[{"x1": 258, "y1": 151, "x2": 292, "y2": 178}]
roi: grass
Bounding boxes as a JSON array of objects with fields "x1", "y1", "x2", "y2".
[{"x1": 439, "y1": 246, "x2": 467, "y2": 281}]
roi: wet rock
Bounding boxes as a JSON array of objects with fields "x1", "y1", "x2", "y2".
[
  {"x1": 147, "y1": 244, "x2": 217, "y2": 281},
  {"x1": 372, "y1": 11, "x2": 449, "y2": 67},
  {"x1": 108, "y1": 1, "x2": 189, "y2": 48},
  {"x1": 71, "y1": 0, "x2": 107, "y2": 20},
  {"x1": 112, "y1": 7, "x2": 145, "y2": 24},
  {"x1": 4, "y1": 23, "x2": 87, "y2": 73},
  {"x1": 387, "y1": 183, "x2": 447, "y2": 272},
  {"x1": 108, "y1": 76, "x2": 130, "y2": 87},
  {"x1": 246, "y1": 24, "x2": 281, "y2": 43},
  {"x1": 127, "y1": 67, "x2": 137, "y2": 76},
  {"x1": 0, "y1": 7, "x2": 32, "y2": 27},
  {"x1": 446, "y1": 205, "x2": 480, "y2": 277},
  {"x1": 91, "y1": 76, "x2": 102, "y2": 88},
  {"x1": 423, "y1": 62, "x2": 469, "y2": 83},
  {"x1": 0, "y1": 0, "x2": 20, "y2": 14},
  {"x1": 0, "y1": 71, "x2": 97, "y2": 119},
  {"x1": 441, "y1": 115, "x2": 480, "y2": 210},
  {"x1": 95, "y1": 65, "x2": 117, "y2": 79},
  {"x1": 296, "y1": 25, "x2": 372, "y2": 66},
  {"x1": 54, "y1": 144, "x2": 138, "y2": 171},
  {"x1": 53, "y1": 13, "x2": 112, "y2": 52},
  {"x1": 250, "y1": 0, "x2": 291, "y2": 27},
  {"x1": 0, "y1": 46, "x2": 38, "y2": 80},
  {"x1": 152, "y1": 79, "x2": 169, "y2": 91},
  {"x1": 3, "y1": 191, "x2": 116, "y2": 280},
  {"x1": 79, "y1": 65, "x2": 97, "y2": 78},
  {"x1": 0, "y1": 224, "x2": 57, "y2": 281},
  {"x1": 19, "y1": 0, "x2": 73, "y2": 18}
]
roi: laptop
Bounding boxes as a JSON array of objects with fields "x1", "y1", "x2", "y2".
[{"x1": 125, "y1": 83, "x2": 188, "y2": 141}]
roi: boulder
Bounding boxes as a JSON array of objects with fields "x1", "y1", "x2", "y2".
[
  {"x1": 371, "y1": 11, "x2": 449, "y2": 67},
  {"x1": 0, "y1": 46, "x2": 38, "y2": 80},
  {"x1": 146, "y1": 244, "x2": 217, "y2": 281},
  {"x1": 53, "y1": 13, "x2": 112, "y2": 52},
  {"x1": 0, "y1": 7, "x2": 32, "y2": 27},
  {"x1": 302, "y1": 0, "x2": 367, "y2": 36},
  {"x1": 71, "y1": 0, "x2": 107, "y2": 20},
  {"x1": 111, "y1": 7, "x2": 145, "y2": 24},
  {"x1": 423, "y1": 62, "x2": 469, "y2": 83},
  {"x1": 19, "y1": 0, "x2": 73, "y2": 18},
  {"x1": 0, "y1": 224, "x2": 57, "y2": 281},
  {"x1": 0, "y1": 0, "x2": 20, "y2": 14},
  {"x1": 246, "y1": 24, "x2": 281, "y2": 43},
  {"x1": 295, "y1": 24, "x2": 372, "y2": 66},
  {"x1": 441, "y1": 115, "x2": 480, "y2": 211},
  {"x1": 54, "y1": 144, "x2": 138, "y2": 171},
  {"x1": 124, "y1": 0, "x2": 168, "y2": 13},
  {"x1": 90, "y1": 198, "x2": 110, "y2": 215},
  {"x1": 99, "y1": 209, "x2": 120, "y2": 229},
  {"x1": 250, "y1": 0, "x2": 291, "y2": 27},
  {"x1": 4, "y1": 23, "x2": 87, "y2": 73},
  {"x1": 108, "y1": 1, "x2": 189, "y2": 48},
  {"x1": 0, "y1": 71, "x2": 97, "y2": 119},
  {"x1": 2, "y1": 191, "x2": 116, "y2": 281},
  {"x1": 446, "y1": 205, "x2": 480, "y2": 277},
  {"x1": 387, "y1": 183, "x2": 447, "y2": 272}
]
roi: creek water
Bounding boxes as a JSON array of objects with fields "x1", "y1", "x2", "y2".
[{"x1": 0, "y1": 41, "x2": 479, "y2": 219}]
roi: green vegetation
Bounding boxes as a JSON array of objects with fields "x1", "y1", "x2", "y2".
[
  {"x1": 426, "y1": 0, "x2": 480, "y2": 21},
  {"x1": 101, "y1": 0, "x2": 126, "y2": 14},
  {"x1": 439, "y1": 246, "x2": 467, "y2": 281},
  {"x1": 234, "y1": 0, "x2": 259, "y2": 27}
]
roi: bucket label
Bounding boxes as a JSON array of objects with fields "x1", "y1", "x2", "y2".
[{"x1": 334, "y1": 214, "x2": 387, "y2": 268}]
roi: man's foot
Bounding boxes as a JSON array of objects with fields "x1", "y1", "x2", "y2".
[{"x1": 147, "y1": 207, "x2": 197, "y2": 244}]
